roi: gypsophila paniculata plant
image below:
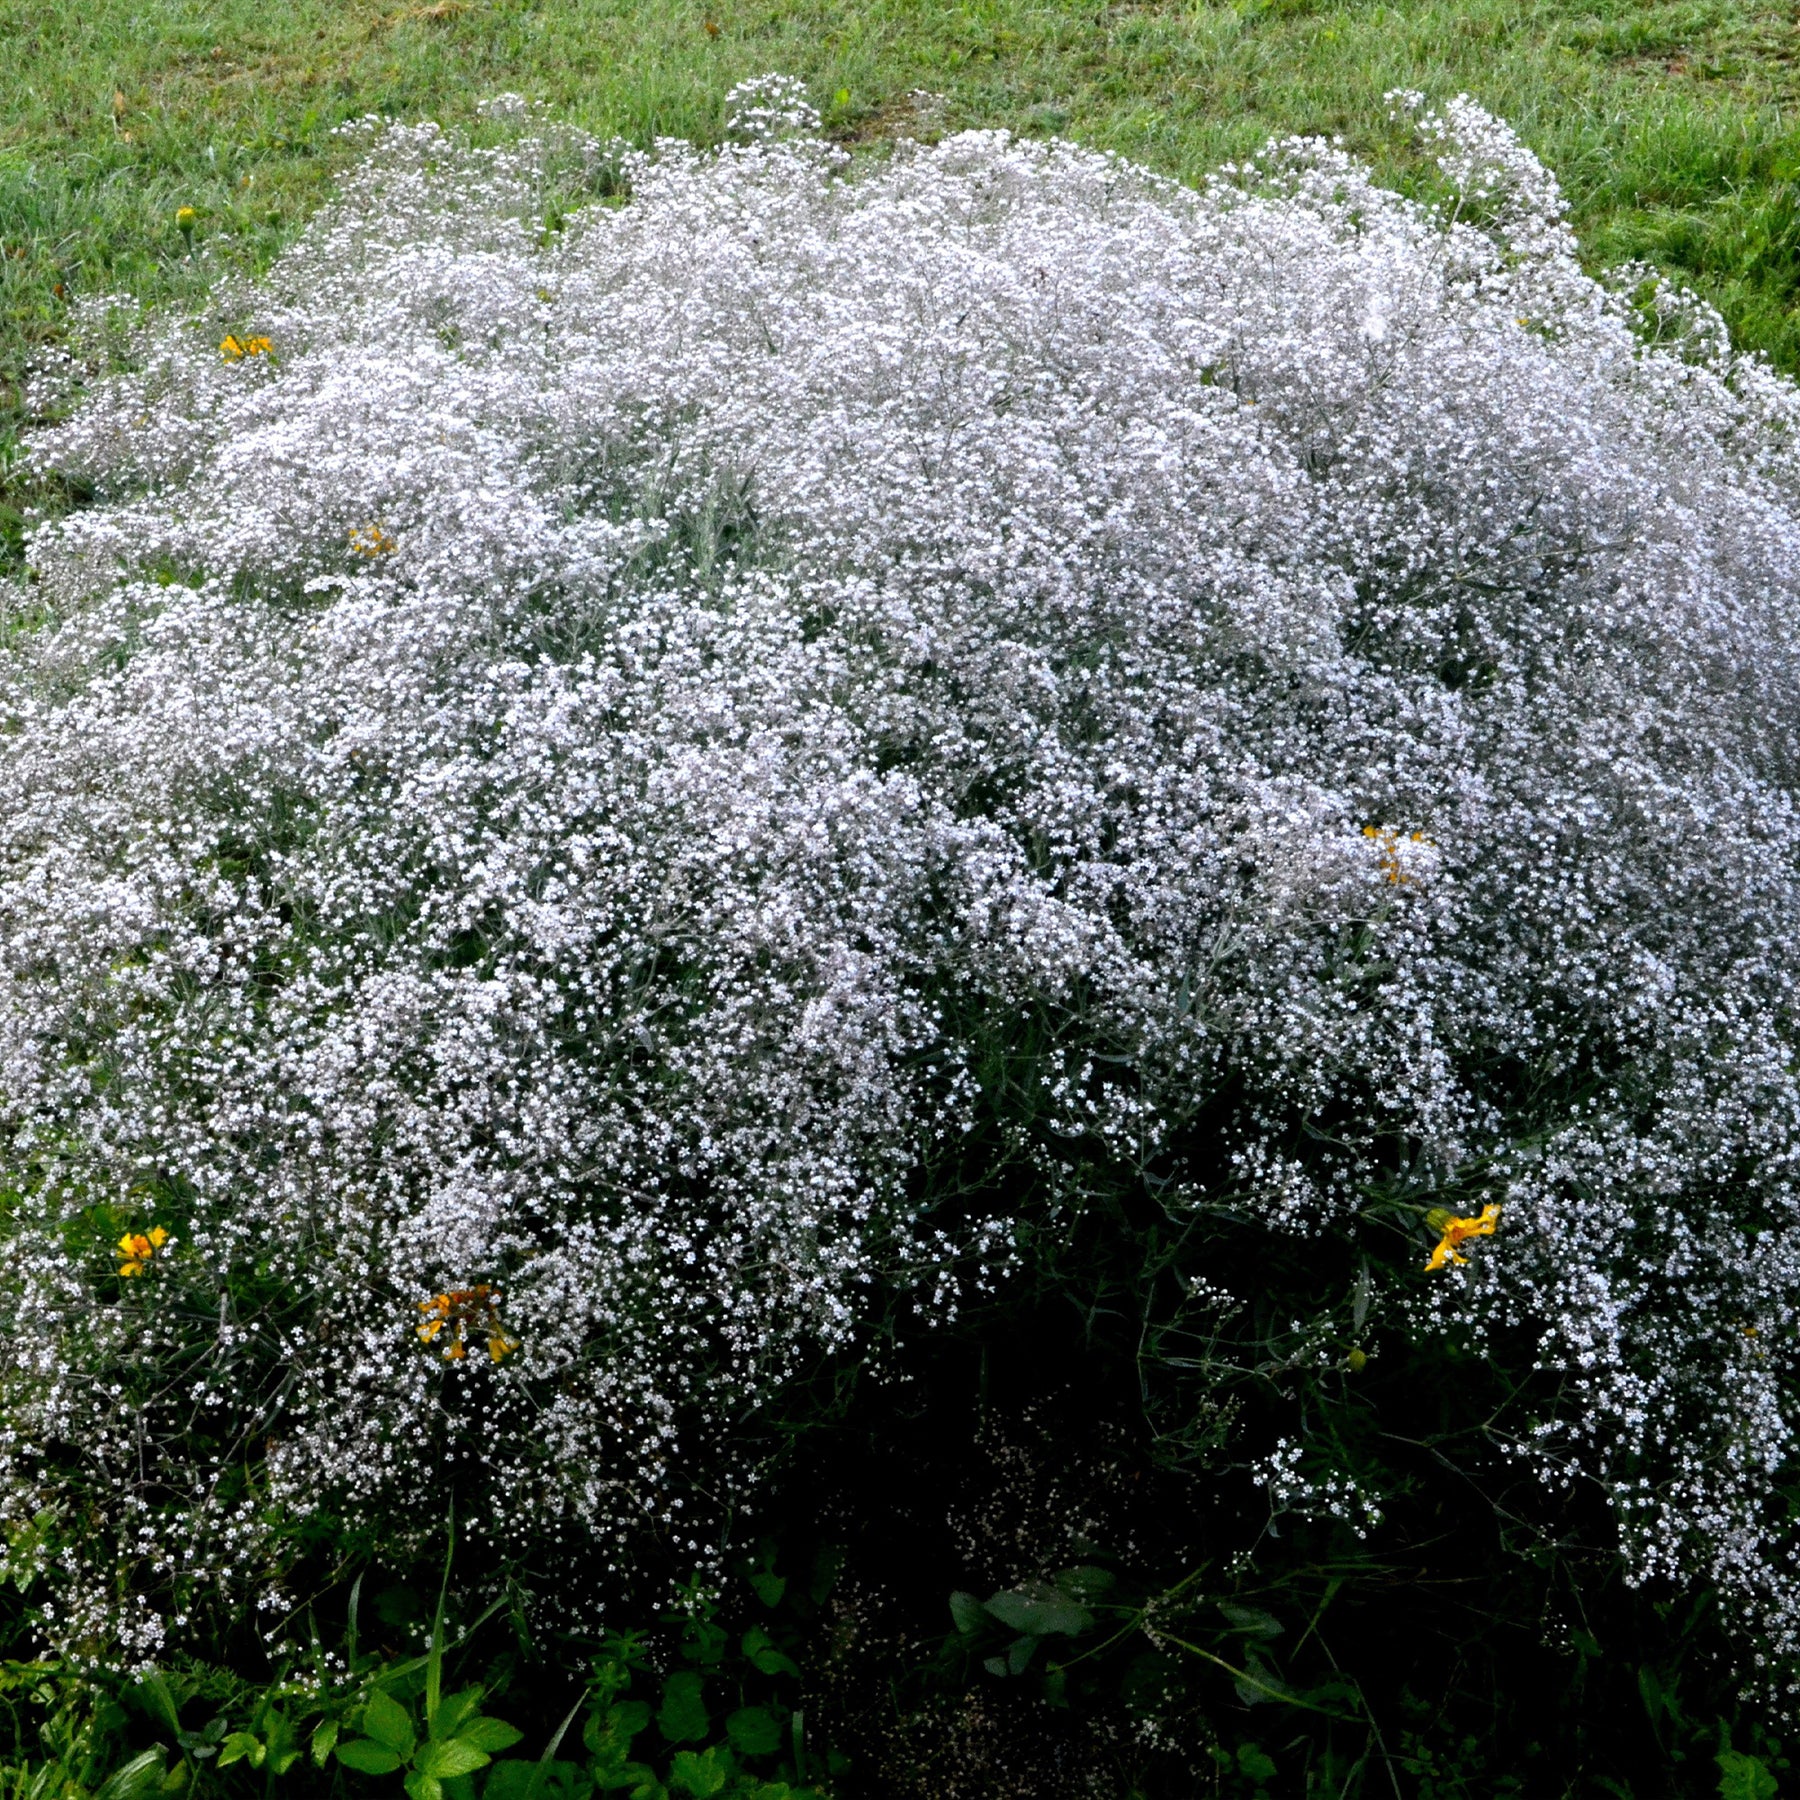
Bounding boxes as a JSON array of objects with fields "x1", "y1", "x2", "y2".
[{"x1": 8, "y1": 77, "x2": 1800, "y2": 1684}]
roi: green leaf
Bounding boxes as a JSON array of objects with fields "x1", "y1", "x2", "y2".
[
  {"x1": 1233, "y1": 1651, "x2": 1292, "y2": 1708},
  {"x1": 1237, "y1": 1743, "x2": 1279, "y2": 1783},
  {"x1": 405, "y1": 1773, "x2": 445, "y2": 1800},
  {"x1": 338, "y1": 1739, "x2": 406, "y2": 1775},
  {"x1": 311, "y1": 1720, "x2": 340, "y2": 1768},
  {"x1": 948, "y1": 1591, "x2": 986, "y2": 1636},
  {"x1": 1218, "y1": 1603, "x2": 1284, "y2": 1641},
  {"x1": 460, "y1": 1717, "x2": 525, "y2": 1754},
  {"x1": 94, "y1": 1751, "x2": 169, "y2": 1800},
  {"x1": 217, "y1": 1734, "x2": 264, "y2": 1771},
  {"x1": 481, "y1": 1765, "x2": 538, "y2": 1800},
  {"x1": 607, "y1": 1703, "x2": 651, "y2": 1745},
  {"x1": 740, "y1": 1627, "x2": 799, "y2": 1680},
  {"x1": 264, "y1": 1713, "x2": 302, "y2": 1777},
  {"x1": 1053, "y1": 1566, "x2": 1117, "y2": 1604},
  {"x1": 983, "y1": 1583, "x2": 1093, "y2": 1638},
  {"x1": 657, "y1": 1672, "x2": 708, "y2": 1745},
  {"x1": 483, "y1": 1760, "x2": 587, "y2": 1800},
  {"x1": 668, "y1": 1748, "x2": 731, "y2": 1799},
  {"x1": 747, "y1": 1557, "x2": 786, "y2": 1610},
  {"x1": 417, "y1": 1738, "x2": 492, "y2": 1780},
  {"x1": 598, "y1": 1766, "x2": 663, "y2": 1800},
  {"x1": 363, "y1": 1689, "x2": 419, "y2": 1759},
  {"x1": 434, "y1": 1688, "x2": 484, "y2": 1741},
  {"x1": 1718, "y1": 1750, "x2": 1780, "y2": 1800},
  {"x1": 133, "y1": 1675, "x2": 183, "y2": 1738},
  {"x1": 725, "y1": 1708, "x2": 781, "y2": 1758}
]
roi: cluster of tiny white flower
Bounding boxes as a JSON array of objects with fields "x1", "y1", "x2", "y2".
[
  {"x1": 8, "y1": 78, "x2": 1800, "y2": 1678},
  {"x1": 1251, "y1": 1438, "x2": 1383, "y2": 1540}
]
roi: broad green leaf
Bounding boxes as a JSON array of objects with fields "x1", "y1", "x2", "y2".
[
  {"x1": 1237, "y1": 1743, "x2": 1279, "y2": 1783},
  {"x1": 725, "y1": 1707, "x2": 781, "y2": 1758},
  {"x1": 405, "y1": 1772, "x2": 445, "y2": 1800},
  {"x1": 433, "y1": 1688, "x2": 484, "y2": 1741},
  {"x1": 680, "y1": 1618, "x2": 728, "y2": 1668},
  {"x1": 264, "y1": 1712, "x2": 302, "y2": 1776},
  {"x1": 1218, "y1": 1603, "x2": 1283, "y2": 1641},
  {"x1": 593, "y1": 1760, "x2": 657, "y2": 1796},
  {"x1": 1718, "y1": 1750, "x2": 1779, "y2": 1800},
  {"x1": 948, "y1": 1591, "x2": 986, "y2": 1636},
  {"x1": 417, "y1": 1737, "x2": 492, "y2": 1779},
  {"x1": 1054, "y1": 1566, "x2": 1117, "y2": 1604},
  {"x1": 612, "y1": 1702, "x2": 651, "y2": 1742},
  {"x1": 482, "y1": 1765, "x2": 539, "y2": 1800},
  {"x1": 609, "y1": 1766, "x2": 665, "y2": 1800},
  {"x1": 94, "y1": 1750, "x2": 169, "y2": 1800},
  {"x1": 459, "y1": 1717, "x2": 524, "y2": 1754},
  {"x1": 337, "y1": 1739, "x2": 406, "y2": 1775},
  {"x1": 217, "y1": 1734, "x2": 264, "y2": 1770},
  {"x1": 133, "y1": 1675, "x2": 183, "y2": 1737},
  {"x1": 657, "y1": 1672, "x2": 708, "y2": 1744},
  {"x1": 747, "y1": 1562, "x2": 786, "y2": 1610},
  {"x1": 668, "y1": 1748, "x2": 731, "y2": 1800},
  {"x1": 311, "y1": 1720, "x2": 340, "y2": 1768},
  {"x1": 983, "y1": 1583, "x2": 1092, "y2": 1639},
  {"x1": 1233, "y1": 1652, "x2": 1292, "y2": 1708},
  {"x1": 363, "y1": 1688, "x2": 419, "y2": 1759},
  {"x1": 483, "y1": 1759, "x2": 587, "y2": 1800},
  {"x1": 740, "y1": 1627, "x2": 799, "y2": 1680}
]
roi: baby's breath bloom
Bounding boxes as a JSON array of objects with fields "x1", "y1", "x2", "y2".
[{"x1": 8, "y1": 85, "x2": 1800, "y2": 1682}]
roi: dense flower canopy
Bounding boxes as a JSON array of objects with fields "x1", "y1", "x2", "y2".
[{"x1": 8, "y1": 81, "x2": 1800, "y2": 1679}]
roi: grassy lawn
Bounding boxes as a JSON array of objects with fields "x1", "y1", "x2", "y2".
[{"x1": 2, "y1": 0, "x2": 1799, "y2": 544}]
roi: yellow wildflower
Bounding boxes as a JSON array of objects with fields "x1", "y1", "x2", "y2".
[
  {"x1": 1424, "y1": 1202, "x2": 1502, "y2": 1271},
  {"x1": 1364, "y1": 823, "x2": 1432, "y2": 885},
  {"x1": 220, "y1": 334, "x2": 273, "y2": 362},
  {"x1": 417, "y1": 1284, "x2": 517, "y2": 1363},
  {"x1": 116, "y1": 1225, "x2": 170, "y2": 1278},
  {"x1": 349, "y1": 522, "x2": 397, "y2": 558},
  {"x1": 176, "y1": 206, "x2": 198, "y2": 232}
]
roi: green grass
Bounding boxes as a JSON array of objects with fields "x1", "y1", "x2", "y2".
[{"x1": 4, "y1": 0, "x2": 1800, "y2": 553}]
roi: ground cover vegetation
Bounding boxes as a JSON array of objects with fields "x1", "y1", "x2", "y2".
[{"x1": 6, "y1": 5, "x2": 1800, "y2": 1797}]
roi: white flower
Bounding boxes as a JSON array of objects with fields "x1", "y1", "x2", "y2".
[{"x1": 8, "y1": 85, "x2": 1800, "y2": 1684}]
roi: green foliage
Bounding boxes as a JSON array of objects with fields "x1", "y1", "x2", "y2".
[{"x1": 1719, "y1": 1749, "x2": 1780, "y2": 1800}]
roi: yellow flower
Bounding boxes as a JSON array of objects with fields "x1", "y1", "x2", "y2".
[
  {"x1": 1424, "y1": 1203, "x2": 1502, "y2": 1271},
  {"x1": 1363, "y1": 824, "x2": 1432, "y2": 885},
  {"x1": 116, "y1": 1225, "x2": 170, "y2": 1278},
  {"x1": 349, "y1": 523, "x2": 397, "y2": 558},
  {"x1": 176, "y1": 207, "x2": 197, "y2": 231},
  {"x1": 417, "y1": 1285, "x2": 516, "y2": 1362},
  {"x1": 220, "y1": 334, "x2": 272, "y2": 362}
]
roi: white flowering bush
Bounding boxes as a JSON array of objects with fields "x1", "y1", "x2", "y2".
[{"x1": 8, "y1": 78, "x2": 1800, "y2": 1681}]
